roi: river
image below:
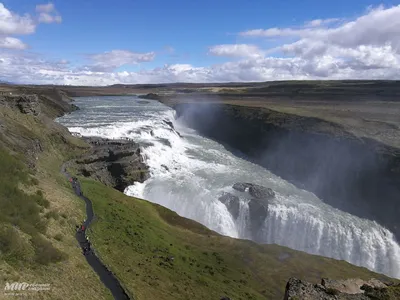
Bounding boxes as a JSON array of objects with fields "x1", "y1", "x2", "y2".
[{"x1": 57, "y1": 95, "x2": 400, "y2": 278}]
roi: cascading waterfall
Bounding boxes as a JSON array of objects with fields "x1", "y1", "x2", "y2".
[
  {"x1": 263, "y1": 203, "x2": 400, "y2": 277},
  {"x1": 57, "y1": 95, "x2": 400, "y2": 278}
]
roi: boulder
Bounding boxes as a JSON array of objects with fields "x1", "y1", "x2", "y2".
[
  {"x1": 218, "y1": 193, "x2": 240, "y2": 219},
  {"x1": 284, "y1": 278, "x2": 338, "y2": 300},
  {"x1": 321, "y1": 278, "x2": 388, "y2": 295},
  {"x1": 249, "y1": 185, "x2": 275, "y2": 200},
  {"x1": 284, "y1": 277, "x2": 393, "y2": 300},
  {"x1": 232, "y1": 182, "x2": 252, "y2": 192},
  {"x1": 233, "y1": 182, "x2": 275, "y2": 200}
]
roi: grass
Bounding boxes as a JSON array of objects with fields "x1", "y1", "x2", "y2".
[
  {"x1": 79, "y1": 177, "x2": 392, "y2": 300},
  {"x1": 0, "y1": 148, "x2": 49, "y2": 242},
  {"x1": 0, "y1": 105, "x2": 111, "y2": 300}
]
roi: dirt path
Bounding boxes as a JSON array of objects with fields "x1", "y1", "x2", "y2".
[{"x1": 61, "y1": 163, "x2": 131, "y2": 300}]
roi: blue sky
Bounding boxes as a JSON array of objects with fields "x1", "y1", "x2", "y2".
[{"x1": 1, "y1": 1, "x2": 400, "y2": 85}]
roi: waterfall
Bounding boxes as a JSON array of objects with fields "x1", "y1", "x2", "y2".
[{"x1": 57, "y1": 95, "x2": 400, "y2": 279}]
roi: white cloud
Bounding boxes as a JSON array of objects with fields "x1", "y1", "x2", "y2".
[
  {"x1": 240, "y1": 5, "x2": 400, "y2": 49},
  {"x1": 236, "y1": 5, "x2": 400, "y2": 81},
  {"x1": 0, "y1": 37, "x2": 27, "y2": 50},
  {"x1": 38, "y1": 13, "x2": 62, "y2": 24},
  {"x1": 305, "y1": 18, "x2": 340, "y2": 27},
  {"x1": 0, "y1": 3, "x2": 35, "y2": 35},
  {"x1": 0, "y1": 2, "x2": 61, "y2": 50},
  {"x1": 208, "y1": 44, "x2": 264, "y2": 58},
  {"x1": 36, "y1": 2, "x2": 62, "y2": 24},
  {"x1": 36, "y1": 3, "x2": 55, "y2": 13},
  {"x1": 3, "y1": 49, "x2": 399, "y2": 86},
  {"x1": 85, "y1": 50, "x2": 156, "y2": 72}
]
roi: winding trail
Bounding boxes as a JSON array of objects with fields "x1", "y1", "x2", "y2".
[{"x1": 61, "y1": 163, "x2": 131, "y2": 300}]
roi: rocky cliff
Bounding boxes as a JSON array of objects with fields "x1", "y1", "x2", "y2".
[
  {"x1": 72, "y1": 137, "x2": 149, "y2": 192},
  {"x1": 0, "y1": 89, "x2": 78, "y2": 118},
  {"x1": 174, "y1": 103, "x2": 400, "y2": 241}
]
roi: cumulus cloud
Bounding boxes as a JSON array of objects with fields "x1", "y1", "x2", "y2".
[
  {"x1": 0, "y1": 3, "x2": 36, "y2": 35},
  {"x1": 85, "y1": 50, "x2": 156, "y2": 72},
  {"x1": 36, "y1": 2, "x2": 62, "y2": 24},
  {"x1": 237, "y1": 5, "x2": 400, "y2": 80},
  {"x1": 0, "y1": 2, "x2": 61, "y2": 50},
  {"x1": 240, "y1": 5, "x2": 400, "y2": 49},
  {"x1": 0, "y1": 37, "x2": 27, "y2": 50},
  {"x1": 208, "y1": 44, "x2": 264, "y2": 58}
]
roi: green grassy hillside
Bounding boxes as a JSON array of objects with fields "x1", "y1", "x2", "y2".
[{"x1": 0, "y1": 103, "x2": 112, "y2": 300}]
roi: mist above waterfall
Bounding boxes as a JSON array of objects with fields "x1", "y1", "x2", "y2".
[{"x1": 57, "y1": 96, "x2": 400, "y2": 279}]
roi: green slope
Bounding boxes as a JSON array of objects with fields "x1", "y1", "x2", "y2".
[{"x1": 79, "y1": 178, "x2": 392, "y2": 300}]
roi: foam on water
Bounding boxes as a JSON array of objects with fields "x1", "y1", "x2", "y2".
[{"x1": 57, "y1": 96, "x2": 400, "y2": 278}]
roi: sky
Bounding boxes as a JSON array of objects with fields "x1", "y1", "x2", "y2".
[{"x1": 0, "y1": 0, "x2": 400, "y2": 85}]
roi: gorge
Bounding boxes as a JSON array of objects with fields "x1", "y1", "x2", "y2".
[{"x1": 57, "y1": 95, "x2": 400, "y2": 279}]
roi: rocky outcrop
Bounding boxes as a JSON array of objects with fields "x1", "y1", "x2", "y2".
[
  {"x1": 74, "y1": 137, "x2": 150, "y2": 192},
  {"x1": 0, "y1": 94, "x2": 41, "y2": 115},
  {"x1": 233, "y1": 182, "x2": 275, "y2": 199},
  {"x1": 0, "y1": 89, "x2": 79, "y2": 118},
  {"x1": 219, "y1": 183, "x2": 274, "y2": 240},
  {"x1": 218, "y1": 193, "x2": 240, "y2": 219},
  {"x1": 284, "y1": 277, "x2": 400, "y2": 300},
  {"x1": 138, "y1": 93, "x2": 162, "y2": 100},
  {"x1": 175, "y1": 103, "x2": 400, "y2": 241},
  {"x1": 162, "y1": 119, "x2": 182, "y2": 138}
]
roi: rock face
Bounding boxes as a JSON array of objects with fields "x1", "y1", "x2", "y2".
[
  {"x1": 218, "y1": 193, "x2": 240, "y2": 219},
  {"x1": 74, "y1": 137, "x2": 150, "y2": 192},
  {"x1": 219, "y1": 183, "x2": 274, "y2": 240},
  {"x1": 0, "y1": 94, "x2": 40, "y2": 115},
  {"x1": 284, "y1": 277, "x2": 400, "y2": 300}
]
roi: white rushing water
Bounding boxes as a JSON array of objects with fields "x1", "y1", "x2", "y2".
[{"x1": 57, "y1": 96, "x2": 400, "y2": 278}]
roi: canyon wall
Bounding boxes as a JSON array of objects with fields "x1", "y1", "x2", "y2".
[{"x1": 174, "y1": 103, "x2": 400, "y2": 241}]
